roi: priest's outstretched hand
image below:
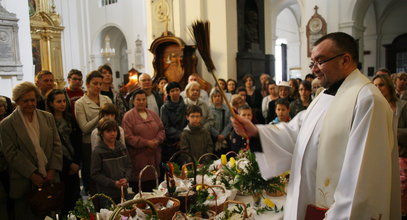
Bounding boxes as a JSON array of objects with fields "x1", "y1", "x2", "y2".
[{"x1": 230, "y1": 115, "x2": 258, "y2": 137}]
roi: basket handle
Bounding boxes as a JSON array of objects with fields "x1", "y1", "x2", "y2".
[
  {"x1": 225, "y1": 151, "x2": 238, "y2": 158},
  {"x1": 185, "y1": 184, "x2": 218, "y2": 214},
  {"x1": 138, "y1": 165, "x2": 159, "y2": 198},
  {"x1": 89, "y1": 193, "x2": 117, "y2": 208},
  {"x1": 180, "y1": 162, "x2": 195, "y2": 179},
  {"x1": 166, "y1": 151, "x2": 197, "y2": 196},
  {"x1": 198, "y1": 153, "x2": 219, "y2": 164},
  {"x1": 224, "y1": 200, "x2": 249, "y2": 218},
  {"x1": 108, "y1": 199, "x2": 158, "y2": 220}
]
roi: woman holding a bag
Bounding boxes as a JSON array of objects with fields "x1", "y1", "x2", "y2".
[{"x1": 0, "y1": 82, "x2": 63, "y2": 219}]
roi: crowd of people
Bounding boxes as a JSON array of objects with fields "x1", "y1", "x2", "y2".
[{"x1": 0, "y1": 44, "x2": 406, "y2": 218}]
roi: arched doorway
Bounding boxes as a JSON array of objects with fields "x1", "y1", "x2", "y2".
[
  {"x1": 275, "y1": 6, "x2": 301, "y2": 83},
  {"x1": 94, "y1": 25, "x2": 128, "y2": 89},
  {"x1": 384, "y1": 33, "x2": 407, "y2": 73}
]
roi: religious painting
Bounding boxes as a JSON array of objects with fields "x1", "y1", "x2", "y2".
[
  {"x1": 306, "y1": 6, "x2": 327, "y2": 57},
  {"x1": 161, "y1": 44, "x2": 184, "y2": 83},
  {"x1": 32, "y1": 39, "x2": 42, "y2": 75}
]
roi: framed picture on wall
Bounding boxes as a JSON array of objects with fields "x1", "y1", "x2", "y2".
[{"x1": 306, "y1": 6, "x2": 327, "y2": 57}]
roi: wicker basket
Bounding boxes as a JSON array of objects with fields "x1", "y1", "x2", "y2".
[
  {"x1": 89, "y1": 193, "x2": 136, "y2": 218},
  {"x1": 109, "y1": 199, "x2": 158, "y2": 220},
  {"x1": 217, "y1": 200, "x2": 250, "y2": 219},
  {"x1": 135, "y1": 196, "x2": 180, "y2": 220},
  {"x1": 136, "y1": 165, "x2": 160, "y2": 198},
  {"x1": 166, "y1": 151, "x2": 197, "y2": 212},
  {"x1": 206, "y1": 185, "x2": 227, "y2": 214},
  {"x1": 172, "y1": 184, "x2": 220, "y2": 219},
  {"x1": 184, "y1": 184, "x2": 222, "y2": 216},
  {"x1": 198, "y1": 153, "x2": 219, "y2": 165},
  {"x1": 172, "y1": 210, "x2": 217, "y2": 220},
  {"x1": 225, "y1": 151, "x2": 239, "y2": 159}
]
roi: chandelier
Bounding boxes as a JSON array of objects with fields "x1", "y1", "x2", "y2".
[{"x1": 100, "y1": 35, "x2": 115, "y2": 61}]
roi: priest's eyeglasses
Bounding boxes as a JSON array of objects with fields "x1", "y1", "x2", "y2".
[{"x1": 309, "y1": 53, "x2": 345, "y2": 69}]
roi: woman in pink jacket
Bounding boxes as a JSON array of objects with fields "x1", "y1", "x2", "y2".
[{"x1": 122, "y1": 89, "x2": 165, "y2": 192}]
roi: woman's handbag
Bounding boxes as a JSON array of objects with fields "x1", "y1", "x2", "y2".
[{"x1": 28, "y1": 182, "x2": 65, "y2": 215}]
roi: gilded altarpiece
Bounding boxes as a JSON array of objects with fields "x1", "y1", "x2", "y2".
[{"x1": 29, "y1": 0, "x2": 64, "y2": 88}]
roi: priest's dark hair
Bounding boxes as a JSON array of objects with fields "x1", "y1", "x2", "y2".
[{"x1": 314, "y1": 32, "x2": 358, "y2": 64}]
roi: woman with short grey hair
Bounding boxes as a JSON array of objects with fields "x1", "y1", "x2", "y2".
[{"x1": 0, "y1": 81, "x2": 62, "y2": 219}]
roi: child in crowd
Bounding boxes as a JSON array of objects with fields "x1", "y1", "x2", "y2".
[
  {"x1": 272, "y1": 98, "x2": 291, "y2": 124},
  {"x1": 209, "y1": 88, "x2": 232, "y2": 155},
  {"x1": 231, "y1": 94, "x2": 246, "y2": 114},
  {"x1": 180, "y1": 105, "x2": 214, "y2": 161},
  {"x1": 46, "y1": 89, "x2": 81, "y2": 214},
  {"x1": 91, "y1": 103, "x2": 125, "y2": 151},
  {"x1": 91, "y1": 118, "x2": 132, "y2": 208},
  {"x1": 230, "y1": 105, "x2": 253, "y2": 152}
]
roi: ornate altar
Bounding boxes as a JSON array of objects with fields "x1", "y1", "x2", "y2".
[
  {"x1": 149, "y1": 31, "x2": 211, "y2": 92},
  {"x1": 29, "y1": 0, "x2": 64, "y2": 88}
]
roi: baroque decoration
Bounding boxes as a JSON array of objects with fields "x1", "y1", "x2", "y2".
[{"x1": 29, "y1": 0, "x2": 64, "y2": 88}]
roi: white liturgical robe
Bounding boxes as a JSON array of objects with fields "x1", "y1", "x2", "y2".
[{"x1": 255, "y1": 69, "x2": 400, "y2": 220}]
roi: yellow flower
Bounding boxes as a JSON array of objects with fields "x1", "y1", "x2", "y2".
[
  {"x1": 264, "y1": 198, "x2": 275, "y2": 208},
  {"x1": 196, "y1": 185, "x2": 203, "y2": 191},
  {"x1": 324, "y1": 178, "x2": 330, "y2": 187},
  {"x1": 221, "y1": 154, "x2": 227, "y2": 165},
  {"x1": 280, "y1": 171, "x2": 290, "y2": 177},
  {"x1": 229, "y1": 157, "x2": 236, "y2": 168}
]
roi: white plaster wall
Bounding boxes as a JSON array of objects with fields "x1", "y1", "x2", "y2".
[
  {"x1": 55, "y1": 0, "x2": 148, "y2": 87},
  {"x1": 276, "y1": 8, "x2": 300, "y2": 79},
  {"x1": 377, "y1": 2, "x2": 407, "y2": 71},
  {"x1": 0, "y1": 0, "x2": 34, "y2": 98},
  {"x1": 362, "y1": 4, "x2": 376, "y2": 75}
]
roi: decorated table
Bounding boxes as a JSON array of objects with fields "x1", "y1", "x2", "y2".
[{"x1": 68, "y1": 150, "x2": 288, "y2": 220}]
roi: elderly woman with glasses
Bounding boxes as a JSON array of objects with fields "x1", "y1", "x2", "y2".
[{"x1": 0, "y1": 82, "x2": 62, "y2": 219}]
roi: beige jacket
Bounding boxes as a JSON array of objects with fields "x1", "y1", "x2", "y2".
[
  {"x1": 75, "y1": 94, "x2": 112, "y2": 143},
  {"x1": 0, "y1": 109, "x2": 63, "y2": 199}
]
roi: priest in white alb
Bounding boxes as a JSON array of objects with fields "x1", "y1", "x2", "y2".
[{"x1": 232, "y1": 32, "x2": 400, "y2": 219}]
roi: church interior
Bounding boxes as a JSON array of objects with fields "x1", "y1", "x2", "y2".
[
  {"x1": 1, "y1": 0, "x2": 407, "y2": 219},
  {"x1": 0, "y1": 0, "x2": 406, "y2": 96}
]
